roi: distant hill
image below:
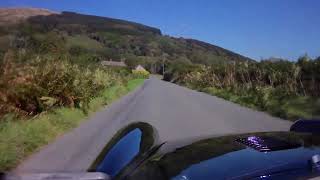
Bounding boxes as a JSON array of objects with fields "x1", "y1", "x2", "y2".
[
  {"x1": 0, "y1": 8, "x2": 253, "y2": 73},
  {"x1": 172, "y1": 37, "x2": 252, "y2": 62},
  {"x1": 0, "y1": 8, "x2": 58, "y2": 25}
]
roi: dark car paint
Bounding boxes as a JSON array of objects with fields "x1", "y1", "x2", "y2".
[
  {"x1": 88, "y1": 121, "x2": 320, "y2": 180},
  {"x1": 123, "y1": 131, "x2": 320, "y2": 179}
]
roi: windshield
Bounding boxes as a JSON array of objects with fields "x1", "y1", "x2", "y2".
[{"x1": 0, "y1": 1, "x2": 319, "y2": 180}]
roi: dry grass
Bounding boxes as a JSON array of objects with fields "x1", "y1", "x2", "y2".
[
  {"x1": 0, "y1": 78, "x2": 145, "y2": 171},
  {"x1": 0, "y1": 8, "x2": 58, "y2": 25}
]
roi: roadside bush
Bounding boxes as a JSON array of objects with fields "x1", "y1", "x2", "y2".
[
  {"x1": 172, "y1": 57, "x2": 320, "y2": 120},
  {"x1": 69, "y1": 45, "x2": 89, "y2": 56},
  {"x1": 132, "y1": 69, "x2": 150, "y2": 79},
  {"x1": 0, "y1": 52, "x2": 124, "y2": 117},
  {"x1": 0, "y1": 78, "x2": 145, "y2": 171}
]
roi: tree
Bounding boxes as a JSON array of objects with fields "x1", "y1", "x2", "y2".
[{"x1": 297, "y1": 54, "x2": 311, "y2": 66}]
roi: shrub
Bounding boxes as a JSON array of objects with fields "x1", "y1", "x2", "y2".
[
  {"x1": 0, "y1": 52, "x2": 125, "y2": 117},
  {"x1": 132, "y1": 69, "x2": 150, "y2": 79},
  {"x1": 172, "y1": 58, "x2": 320, "y2": 120},
  {"x1": 69, "y1": 45, "x2": 89, "y2": 56},
  {"x1": 0, "y1": 77, "x2": 145, "y2": 171}
]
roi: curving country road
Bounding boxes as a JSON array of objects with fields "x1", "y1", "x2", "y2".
[{"x1": 16, "y1": 77, "x2": 292, "y2": 173}]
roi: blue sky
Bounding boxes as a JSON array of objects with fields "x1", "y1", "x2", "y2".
[{"x1": 0, "y1": 0, "x2": 319, "y2": 60}]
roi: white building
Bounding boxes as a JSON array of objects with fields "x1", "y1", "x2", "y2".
[{"x1": 135, "y1": 65, "x2": 146, "y2": 71}]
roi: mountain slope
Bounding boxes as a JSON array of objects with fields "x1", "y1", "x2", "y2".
[
  {"x1": 27, "y1": 11, "x2": 162, "y2": 36},
  {"x1": 0, "y1": 8, "x2": 253, "y2": 73},
  {"x1": 0, "y1": 8, "x2": 58, "y2": 25}
]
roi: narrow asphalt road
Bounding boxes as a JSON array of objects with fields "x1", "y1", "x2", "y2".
[{"x1": 16, "y1": 77, "x2": 292, "y2": 173}]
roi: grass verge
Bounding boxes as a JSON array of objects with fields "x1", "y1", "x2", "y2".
[
  {"x1": 0, "y1": 79, "x2": 145, "y2": 171},
  {"x1": 202, "y1": 87, "x2": 320, "y2": 121}
]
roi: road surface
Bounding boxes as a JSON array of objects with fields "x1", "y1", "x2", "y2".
[{"x1": 16, "y1": 77, "x2": 292, "y2": 172}]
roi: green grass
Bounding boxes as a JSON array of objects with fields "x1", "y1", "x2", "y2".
[
  {"x1": 0, "y1": 79, "x2": 145, "y2": 171},
  {"x1": 97, "y1": 32, "x2": 123, "y2": 44},
  {"x1": 202, "y1": 87, "x2": 320, "y2": 121},
  {"x1": 88, "y1": 79, "x2": 144, "y2": 114},
  {"x1": 66, "y1": 35, "x2": 104, "y2": 51},
  {"x1": 126, "y1": 79, "x2": 145, "y2": 91},
  {"x1": 280, "y1": 96, "x2": 320, "y2": 120}
]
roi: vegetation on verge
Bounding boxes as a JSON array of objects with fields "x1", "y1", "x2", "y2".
[
  {"x1": 0, "y1": 40, "x2": 146, "y2": 171},
  {"x1": 0, "y1": 78, "x2": 144, "y2": 171},
  {"x1": 165, "y1": 56, "x2": 320, "y2": 120},
  {"x1": 132, "y1": 69, "x2": 150, "y2": 79},
  {"x1": 0, "y1": 10, "x2": 151, "y2": 170}
]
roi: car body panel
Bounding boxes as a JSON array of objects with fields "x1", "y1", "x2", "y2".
[{"x1": 123, "y1": 132, "x2": 320, "y2": 180}]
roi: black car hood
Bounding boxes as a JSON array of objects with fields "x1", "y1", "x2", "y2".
[{"x1": 126, "y1": 132, "x2": 320, "y2": 180}]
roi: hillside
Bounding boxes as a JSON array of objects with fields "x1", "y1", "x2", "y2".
[
  {"x1": 0, "y1": 8, "x2": 253, "y2": 73},
  {"x1": 0, "y1": 8, "x2": 58, "y2": 25}
]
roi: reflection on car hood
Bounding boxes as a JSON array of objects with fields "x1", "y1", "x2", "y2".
[{"x1": 127, "y1": 132, "x2": 320, "y2": 180}]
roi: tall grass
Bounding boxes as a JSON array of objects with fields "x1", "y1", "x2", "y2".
[
  {"x1": 0, "y1": 51, "x2": 126, "y2": 117},
  {"x1": 0, "y1": 78, "x2": 144, "y2": 171},
  {"x1": 0, "y1": 108, "x2": 85, "y2": 171},
  {"x1": 170, "y1": 57, "x2": 320, "y2": 120},
  {"x1": 0, "y1": 49, "x2": 145, "y2": 171}
]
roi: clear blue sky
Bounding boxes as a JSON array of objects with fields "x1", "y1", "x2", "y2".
[{"x1": 1, "y1": 0, "x2": 319, "y2": 60}]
